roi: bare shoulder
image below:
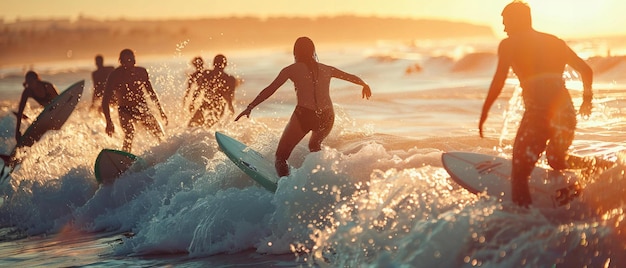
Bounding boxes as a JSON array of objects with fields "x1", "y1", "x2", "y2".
[
  {"x1": 135, "y1": 66, "x2": 149, "y2": 74},
  {"x1": 317, "y1": 62, "x2": 333, "y2": 70}
]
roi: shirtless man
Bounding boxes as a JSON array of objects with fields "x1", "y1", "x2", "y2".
[
  {"x1": 187, "y1": 54, "x2": 237, "y2": 127},
  {"x1": 15, "y1": 71, "x2": 59, "y2": 141},
  {"x1": 478, "y1": 1, "x2": 593, "y2": 207},
  {"x1": 91, "y1": 55, "x2": 115, "y2": 113},
  {"x1": 235, "y1": 37, "x2": 371, "y2": 177},
  {"x1": 102, "y1": 49, "x2": 169, "y2": 153},
  {"x1": 182, "y1": 56, "x2": 207, "y2": 109}
]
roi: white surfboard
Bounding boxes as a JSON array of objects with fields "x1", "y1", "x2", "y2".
[
  {"x1": 442, "y1": 151, "x2": 581, "y2": 208},
  {"x1": 94, "y1": 149, "x2": 143, "y2": 185},
  {"x1": 215, "y1": 132, "x2": 279, "y2": 192},
  {"x1": 1, "y1": 80, "x2": 84, "y2": 182},
  {"x1": 20, "y1": 80, "x2": 84, "y2": 148}
]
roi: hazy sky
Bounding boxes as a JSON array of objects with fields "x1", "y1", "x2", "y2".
[{"x1": 2, "y1": 0, "x2": 625, "y2": 38}]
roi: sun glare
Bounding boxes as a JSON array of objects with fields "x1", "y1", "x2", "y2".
[{"x1": 525, "y1": 0, "x2": 611, "y2": 37}]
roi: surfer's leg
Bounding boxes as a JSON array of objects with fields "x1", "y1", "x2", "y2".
[
  {"x1": 120, "y1": 113, "x2": 135, "y2": 152},
  {"x1": 188, "y1": 109, "x2": 205, "y2": 127},
  {"x1": 511, "y1": 116, "x2": 548, "y2": 207},
  {"x1": 203, "y1": 104, "x2": 223, "y2": 129},
  {"x1": 275, "y1": 113, "x2": 309, "y2": 177},
  {"x1": 142, "y1": 114, "x2": 164, "y2": 141},
  {"x1": 546, "y1": 107, "x2": 576, "y2": 170},
  {"x1": 309, "y1": 109, "x2": 335, "y2": 152}
]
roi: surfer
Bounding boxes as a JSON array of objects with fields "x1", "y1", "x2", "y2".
[
  {"x1": 15, "y1": 71, "x2": 59, "y2": 142},
  {"x1": 187, "y1": 54, "x2": 237, "y2": 128},
  {"x1": 182, "y1": 56, "x2": 208, "y2": 111},
  {"x1": 90, "y1": 55, "x2": 115, "y2": 113},
  {"x1": 102, "y1": 49, "x2": 169, "y2": 153},
  {"x1": 235, "y1": 36, "x2": 372, "y2": 177},
  {"x1": 478, "y1": 1, "x2": 594, "y2": 207}
]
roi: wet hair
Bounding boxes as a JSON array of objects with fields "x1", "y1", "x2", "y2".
[
  {"x1": 213, "y1": 54, "x2": 227, "y2": 69},
  {"x1": 25, "y1": 71, "x2": 39, "y2": 81},
  {"x1": 502, "y1": 1, "x2": 532, "y2": 29},
  {"x1": 293, "y1": 37, "x2": 319, "y2": 80},
  {"x1": 293, "y1": 37, "x2": 317, "y2": 64},
  {"x1": 119, "y1": 49, "x2": 136, "y2": 64}
]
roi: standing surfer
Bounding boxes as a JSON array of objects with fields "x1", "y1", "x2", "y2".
[
  {"x1": 102, "y1": 49, "x2": 169, "y2": 153},
  {"x1": 478, "y1": 1, "x2": 594, "y2": 207},
  {"x1": 15, "y1": 71, "x2": 59, "y2": 142},
  {"x1": 235, "y1": 37, "x2": 371, "y2": 177}
]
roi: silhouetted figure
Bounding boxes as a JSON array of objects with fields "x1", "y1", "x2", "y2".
[
  {"x1": 478, "y1": 1, "x2": 593, "y2": 207},
  {"x1": 235, "y1": 37, "x2": 372, "y2": 177},
  {"x1": 188, "y1": 54, "x2": 237, "y2": 128},
  {"x1": 102, "y1": 49, "x2": 169, "y2": 153},
  {"x1": 182, "y1": 56, "x2": 207, "y2": 109},
  {"x1": 15, "y1": 71, "x2": 59, "y2": 141},
  {"x1": 91, "y1": 55, "x2": 115, "y2": 113}
]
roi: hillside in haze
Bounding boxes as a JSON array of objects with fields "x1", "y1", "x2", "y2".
[{"x1": 0, "y1": 16, "x2": 495, "y2": 66}]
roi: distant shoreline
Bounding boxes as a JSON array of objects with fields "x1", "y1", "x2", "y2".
[{"x1": 0, "y1": 15, "x2": 495, "y2": 67}]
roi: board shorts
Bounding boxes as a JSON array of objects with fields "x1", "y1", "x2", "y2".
[
  {"x1": 118, "y1": 105, "x2": 147, "y2": 122},
  {"x1": 117, "y1": 105, "x2": 161, "y2": 135},
  {"x1": 513, "y1": 98, "x2": 577, "y2": 170},
  {"x1": 293, "y1": 105, "x2": 334, "y2": 133}
]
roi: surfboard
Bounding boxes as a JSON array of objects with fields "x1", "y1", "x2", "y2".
[
  {"x1": 94, "y1": 149, "x2": 143, "y2": 185},
  {"x1": 215, "y1": 131, "x2": 279, "y2": 192},
  {"x1": 19, "y1": 80, "x2": 84, "y2": 148},
  {"x1": 1, "y1": 80, "x2": 84, "y2": 182},
  {"x1": 441, "y1": 151, "x2": 581, "y2": 208}
]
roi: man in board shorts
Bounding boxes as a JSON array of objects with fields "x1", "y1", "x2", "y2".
[
  {"x1": 102, "y1": 49, "x2": 168, "y2": 153},
  {"x1": 479, "y1": 1, "x2": 593, "y2": 207}
]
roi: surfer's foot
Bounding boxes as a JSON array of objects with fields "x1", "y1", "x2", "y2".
[
  {"x1": 511, "y1": 181, "x2": 532, "y2": 208},
  {"x1": 275, "y1": 160, "x2": 289, "y2": 177}
]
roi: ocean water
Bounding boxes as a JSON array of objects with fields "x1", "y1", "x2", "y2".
[{"x1": 1, "y1": 37, "x2": 626, "y2": 267}]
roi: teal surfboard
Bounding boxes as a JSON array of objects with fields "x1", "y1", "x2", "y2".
[
  {"x1": 215, "y1": 132, "x2": 279, "y2": 192},
  {"x1": 94, "y1": 149, "x2": 143, "y2": 185}
]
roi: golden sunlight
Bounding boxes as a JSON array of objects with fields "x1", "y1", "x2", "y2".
[{"x1": 525, "y1": 0, "x2": 615, "y2": 37}]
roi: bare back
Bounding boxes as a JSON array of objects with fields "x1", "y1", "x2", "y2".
[
  {"x1": 92, "y1": 66, "x2": 114, "y2": 97},
  {"x1": 107, "y1": 66, "x2": 152, "y2": 108},
  {"x1": 282, "y1": 62, "x2": 336, "y2": 111},
  {"x1": 500, "y1": 31, "x2": 581, "y2": 110}
]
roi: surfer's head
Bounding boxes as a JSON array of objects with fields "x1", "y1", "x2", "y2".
[
  {"x1": 213, "y1": 54, "x2": 227, "y2": 70},
  {"x1": 23, "y1": 71, "x2": 40, "y2": 87},
  {"x1": 119, "y1": 49, "x2": 136, "y2": 67},
  {"x1": 95, "y1": 55, "x2": 104, "y2": 67},
  {"x1": 293, "y1": 36, "x2": 317, "y2": 64},
  {"x1": 191, "y1": 57, "x2": 204, "y2": 69},
  {"x1": 502, "y1": 1, "x2": 532, "y2": 35}
]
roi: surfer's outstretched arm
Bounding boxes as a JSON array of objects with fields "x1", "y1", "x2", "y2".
[
  {"x1": 144, "y1": 80, "x2": 168, "y2": 126},
  {"x1": 479, "y1": 41, "x2": 510, "y2": 138},
  {"x1": 330, "y1": 67, "x2": 371, "y2": 99},
  {"x1": 102, "y1": 73, "x2": 116, "y2": 136},
  {"x1": 14, "y1": 88, "x2": 31, "y2": 141},
  {"x1": 235, "y1": 68, "x2": 289, "y2": 121},
  {"x1": 565, "y1": 46, "x2": 593, "y2": 116}
]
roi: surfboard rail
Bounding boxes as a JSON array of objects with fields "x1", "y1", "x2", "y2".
[
  {"x1": 94, "y1": 149, "x2": 142, "y2": 184},
  {"x1": 215, "y1": 132, "x2": 279, "y2": 192},
  {"x1": 441, "y1": 151, "x2": 581, "y2": 208},
  {"x1": 0, "y1": 80, "x2": 84, "y2": 183}
]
